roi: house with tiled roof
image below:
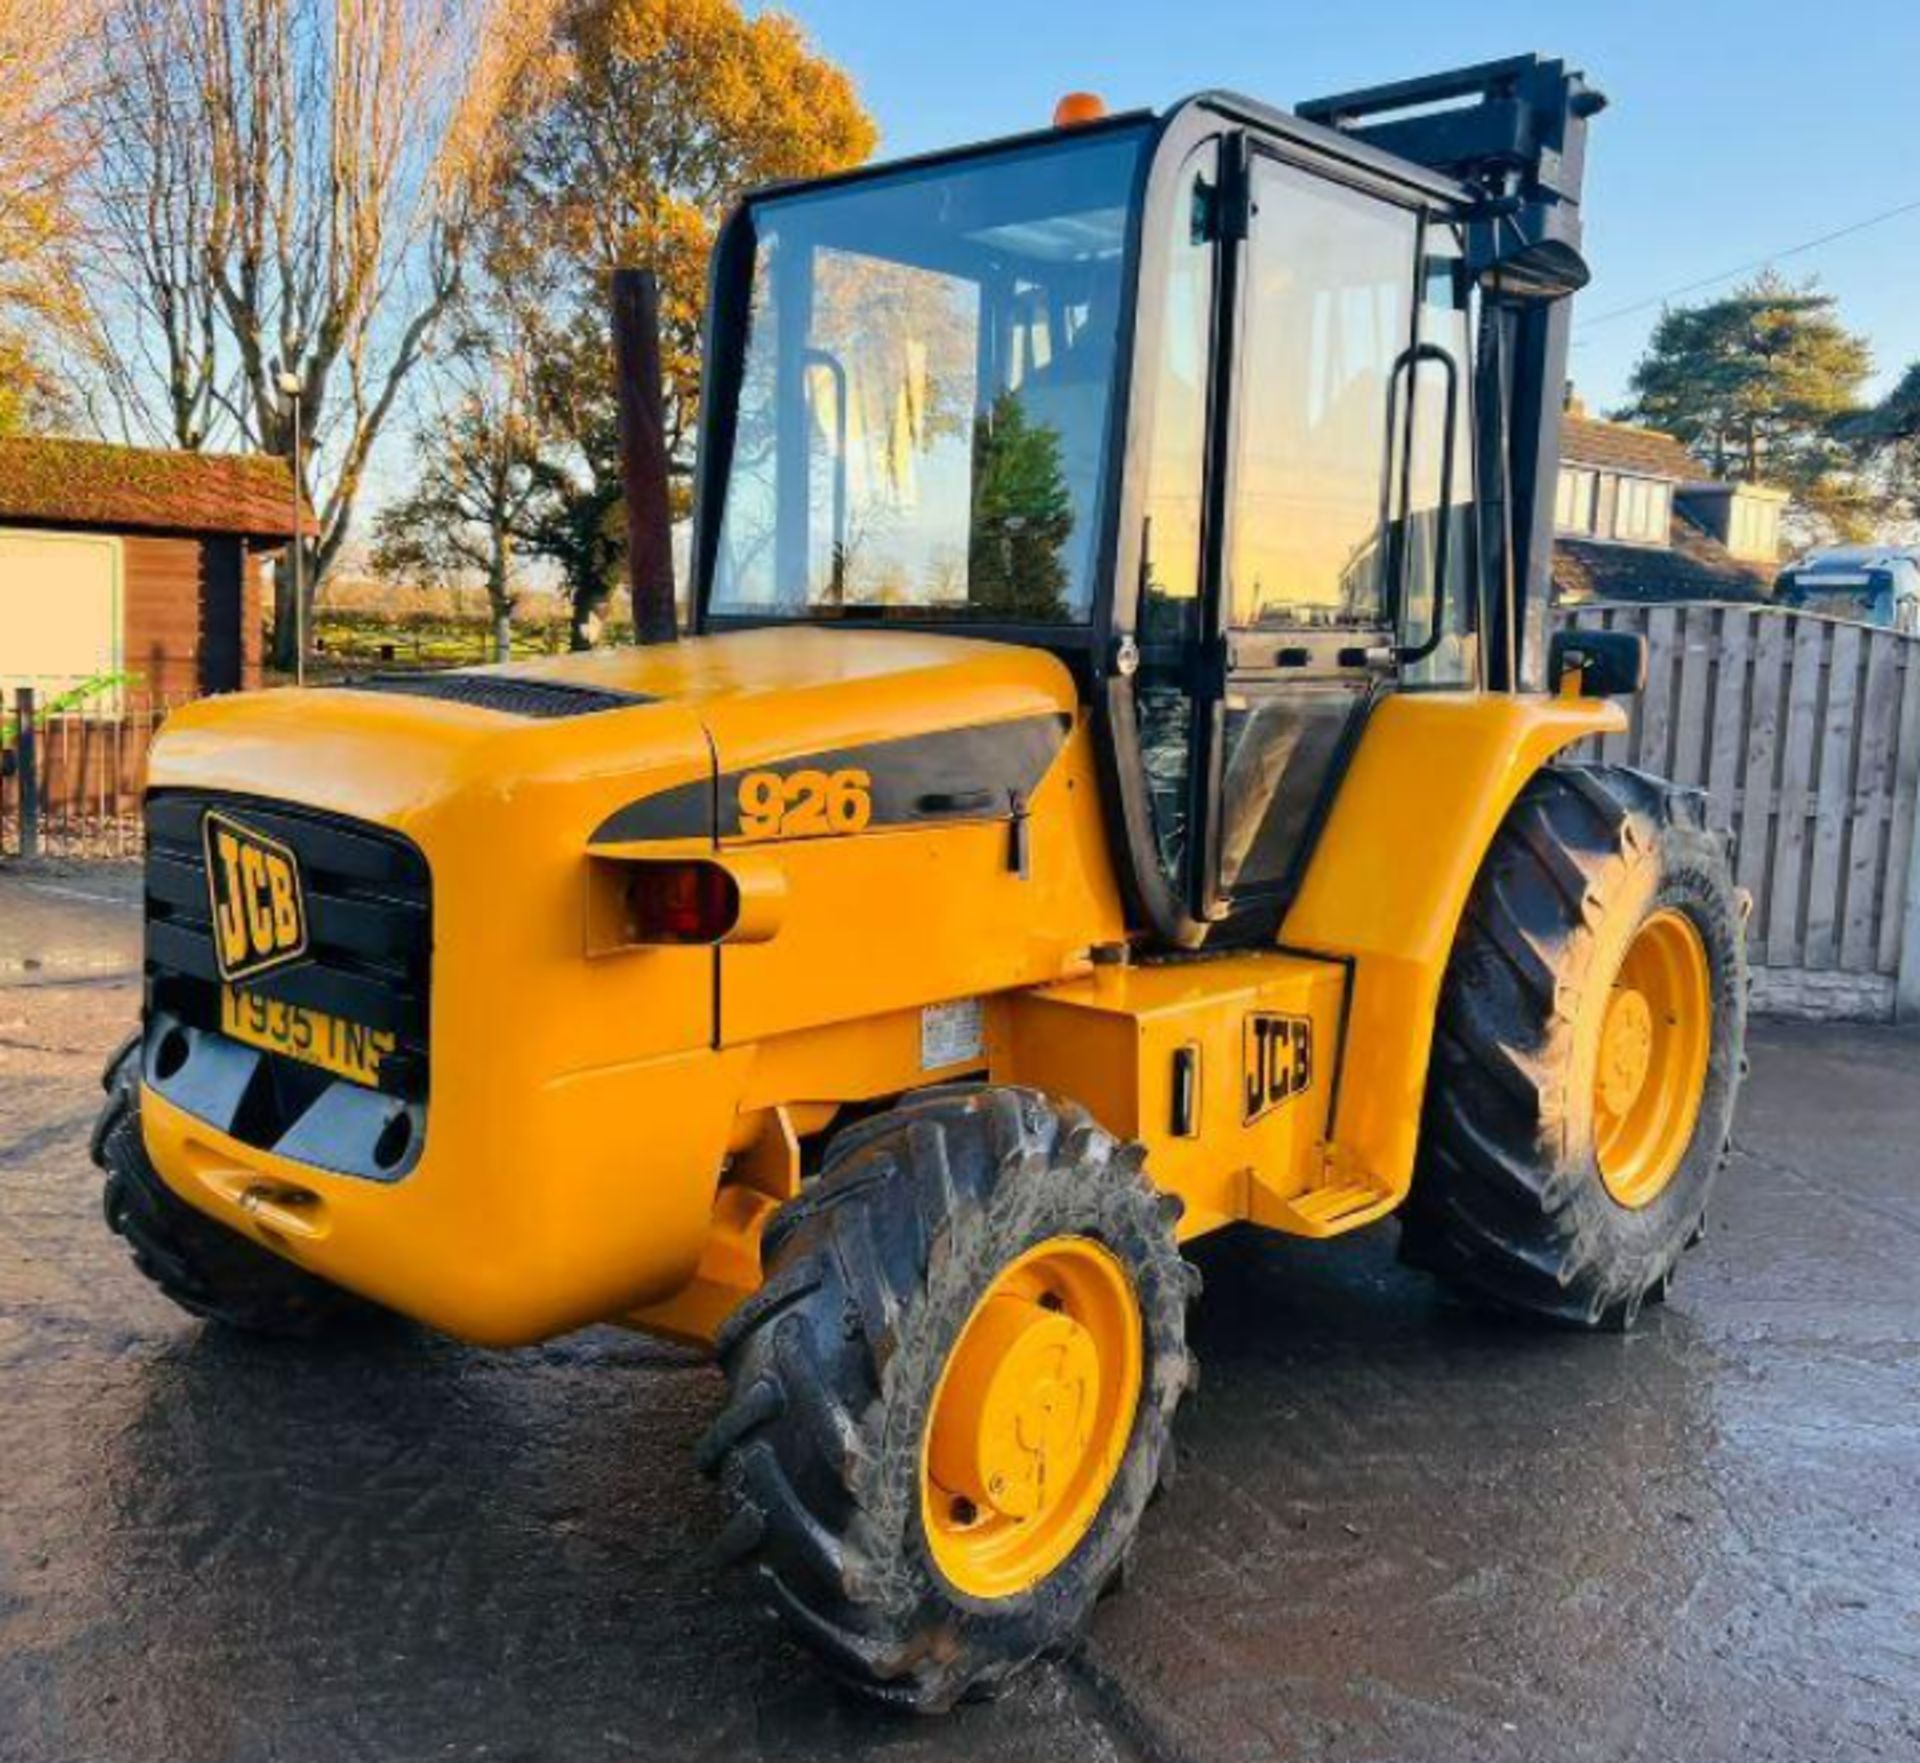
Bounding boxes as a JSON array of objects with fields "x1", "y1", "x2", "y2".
[
  {"x1": 1551, "y1": 407, "x2": 1786, "y2": 607},
  {"x1": 0, "y1": 436, "x2": 314, "y2": 708}
]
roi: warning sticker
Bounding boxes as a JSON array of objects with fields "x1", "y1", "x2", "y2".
[{"x1": 921, "y1": 996, "x2": 985, "y2": 1071}]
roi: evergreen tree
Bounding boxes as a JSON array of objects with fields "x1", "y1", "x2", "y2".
[
  {"x1": 1845, "y1": 361, "x2": 1920, "y2": 531},
  {"x1": 1616, "y1": 272, "x2": 1875, "y2": 536},
  {"x1": 967, "y1": 395, "x2": 1075, "y2": 620}
]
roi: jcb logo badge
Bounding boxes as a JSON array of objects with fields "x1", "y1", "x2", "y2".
[
  {"x1": 203, "y1": 812, "x2": 308, "y2": 982},
  {"x1": 1243, "y1": 1012, "x2": 1312, "y2": 1124}
]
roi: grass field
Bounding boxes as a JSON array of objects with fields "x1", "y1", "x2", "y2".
[
  {"x1": 310, "y1": 615, "x2": 582, "y2": 670},
  {"x1": 290, "y1": 577, "x2": 643, "y2": 677}
]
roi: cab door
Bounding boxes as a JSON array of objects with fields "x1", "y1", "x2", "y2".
[
  {"x1": 1129, "y1": 136, "x2": 1478, "y2": 943},
  {"x1": 1201, "y1": 150, "x2": 1423, "y2": 933}
]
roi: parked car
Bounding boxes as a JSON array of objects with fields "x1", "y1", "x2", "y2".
[{"x1": 1775, "y1": 547, "x2": 1920, "y2": 634}]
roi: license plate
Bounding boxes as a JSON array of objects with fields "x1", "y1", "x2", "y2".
[{"x1": 221, "y1": 985, "x2": 395, "y2": 1089}]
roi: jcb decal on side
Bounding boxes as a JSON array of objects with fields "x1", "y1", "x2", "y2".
[
  {"x1": 1243, "y1": 1012, "x2": 1312, "y2": 1125},
  {"x1": 736, "y1": 768, "x2": 873, "y2": 841},
  {"x1": 202, "y1": 810, "x2": 309, "y2": 982}
]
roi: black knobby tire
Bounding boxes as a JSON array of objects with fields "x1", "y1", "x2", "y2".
[
  {"x1": 1403, "y1": 763, "x2": 1747, "y2": 1328},
  {"x1": 92, "y1": 1038, "x2": 383, "y2": 1338},
  {"x1": 699, "y1": 1085, "x2": 1196, "y2": 1712}
]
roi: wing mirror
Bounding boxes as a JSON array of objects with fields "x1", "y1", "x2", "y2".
[
  {"x1": 1468, "y1": 202, "x2": 1592, "y2": 301},
  {"x1": 1549, "y1": 628, "x2": 1647, "y2": 698}
]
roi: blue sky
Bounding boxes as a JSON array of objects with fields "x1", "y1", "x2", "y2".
[{"x1": 788, "y1": 0, "x2": 1920, "y2": 414}]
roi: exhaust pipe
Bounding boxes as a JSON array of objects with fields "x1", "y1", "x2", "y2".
[{"x1": 612, "y1": 267, "x2": 678, "y2": 645}]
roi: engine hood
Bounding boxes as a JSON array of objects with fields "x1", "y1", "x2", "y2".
[
  {"x1": 146, "y1": 627, "x2": 1081, "y2": 849},
  {"x1": 502, "y1": 626, "x2": 1078, "y2": 784}
]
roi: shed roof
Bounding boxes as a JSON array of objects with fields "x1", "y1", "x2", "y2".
[
  {"x1": 1560, "y1": 413, "x2": 1702, "y2": 484},
  {"x1": 0, "y1": 437, "x2": 315, "y2": 541}
]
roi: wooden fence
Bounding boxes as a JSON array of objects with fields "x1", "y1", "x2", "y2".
[{"x1": 1557, "y1": 602, "x2": 1920, "y2": 1021}]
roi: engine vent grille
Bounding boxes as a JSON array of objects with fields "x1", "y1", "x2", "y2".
[{"x1": 338, "y1": 672, "x2": 653, "y2": 718}]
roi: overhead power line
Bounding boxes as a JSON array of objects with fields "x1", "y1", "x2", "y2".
[{"x1": 1574, "y1": 194, "x2": 1920, "y2": 334}]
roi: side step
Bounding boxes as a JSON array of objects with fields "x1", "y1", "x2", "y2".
[{"x1": 1244, "y1": 1149, "x2": 1398, "y2": 1239}]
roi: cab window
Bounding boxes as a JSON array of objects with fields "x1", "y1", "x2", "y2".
[
  {"x1": 1213, "y1": 156, "x2": 1418, "y2": 906},
  {"x1": 1227, "y1": 160, "x2": 1415, "y2": 631},
  {"x1": 1399, "y1": 224, "x2": 1479, "y2": 687},
  {"x1": 709, "y1": 129, "x2": 1147, "y2": 623}
]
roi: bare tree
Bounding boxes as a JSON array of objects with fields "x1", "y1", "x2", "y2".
[
  {"x1": 75, "y1": 0, "x2": 556, "y2": 666},
  {"x1": 372, "y1": 312, "x2": 541, "y2": 661},
  {"x1": 73, "y1": 0, "x2": 228, "y2": 446}
]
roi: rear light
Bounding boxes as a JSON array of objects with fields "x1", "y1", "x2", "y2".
[
  {"x1": 586, "y1": 851, "x2": 786, "y2": 953},
  {"x1": 621, "y1": 861, "x2": 739, "y2": 945}
]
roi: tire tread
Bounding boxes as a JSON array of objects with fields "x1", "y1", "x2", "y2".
[
  {"x1": 1404, "y1": 763, "x2": 1746, "y2": 1328},
  {"x1": 700, "y1": 1085, "x2": 1192, "y2": 1711}
]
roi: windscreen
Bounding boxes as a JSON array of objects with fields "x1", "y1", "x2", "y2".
[{"x1": 708, "y1": 127, "x2": 1148, "y2": 623}]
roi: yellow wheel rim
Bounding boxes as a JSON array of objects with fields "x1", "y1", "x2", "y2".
[
  {"x1": 1594, "y1": 907, "x2": 1713, "y2": 1209},
  {"x1": 920, "y1": 1236, "x2": 1142, "y2": 1600}
]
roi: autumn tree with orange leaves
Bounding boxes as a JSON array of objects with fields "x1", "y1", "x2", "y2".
[
  {"x1": 484, "y1": 0, "x2": 876, "y2": 644},
  {"x1": 0, "y1": 0, "x2": 97, "y2": 431}
]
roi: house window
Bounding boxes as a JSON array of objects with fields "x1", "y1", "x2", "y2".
[
  {"x1": 1612, "y1": 475, "x2": 1671, "y2": 544},
  {"x1": 1556, "y1": 467, "x2": 1598, "y2": 534},
  {"x1": 1728, "y1": 493, "x2": 1779, "y2": 563},
  {"x1": 1554, "y1": 467, "x2": 1670, "y2": 545}
]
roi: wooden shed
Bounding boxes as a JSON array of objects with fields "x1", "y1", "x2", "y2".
[{"x1": 0, "y1": 437, "x2": 312, "y2": 710}]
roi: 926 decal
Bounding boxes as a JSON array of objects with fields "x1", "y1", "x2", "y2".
[{"x1": 736, "y1": 767, "x2": 873, "y2": 840}]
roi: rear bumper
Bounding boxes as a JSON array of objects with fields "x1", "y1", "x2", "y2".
[{"x1": 141, "y1": 1041, "x2": 752, "y2": 1346}]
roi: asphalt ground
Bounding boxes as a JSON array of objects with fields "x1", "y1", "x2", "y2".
[{"x1": 2, "y1": 863, "x2": 1917, "y2": 1763}]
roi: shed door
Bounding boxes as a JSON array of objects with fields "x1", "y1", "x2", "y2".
[
  {"x1": 199, "y1": 537, "x2": 244, "y2": 693},
  {"x1": 0, "y1": 531, "x2": 125, "y2": 714}
]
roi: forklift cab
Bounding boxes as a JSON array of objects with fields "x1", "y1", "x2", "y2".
[{"x1": 694, "y1": 58, "x2": 1602, "y2": 949}]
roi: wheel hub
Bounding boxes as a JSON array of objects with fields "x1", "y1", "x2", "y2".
[
  {"x1": 1593, "y1": 908, "x2": 1713, "y2": 1210},
  {"x1": 921, "y1": 1237, "x2": 1141, "y2": 1599},
  {"x1": 1598, "y1": 987, "x2": 1655, "y2": 1117},
  {"x1": 929, "y1": 1294, "x2": 1102, "y2": 1522}
]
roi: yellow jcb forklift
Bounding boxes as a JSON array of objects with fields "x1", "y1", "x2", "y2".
[{"x1": 96, "y1": 54, "x2": 1746, "y2": 1709}]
